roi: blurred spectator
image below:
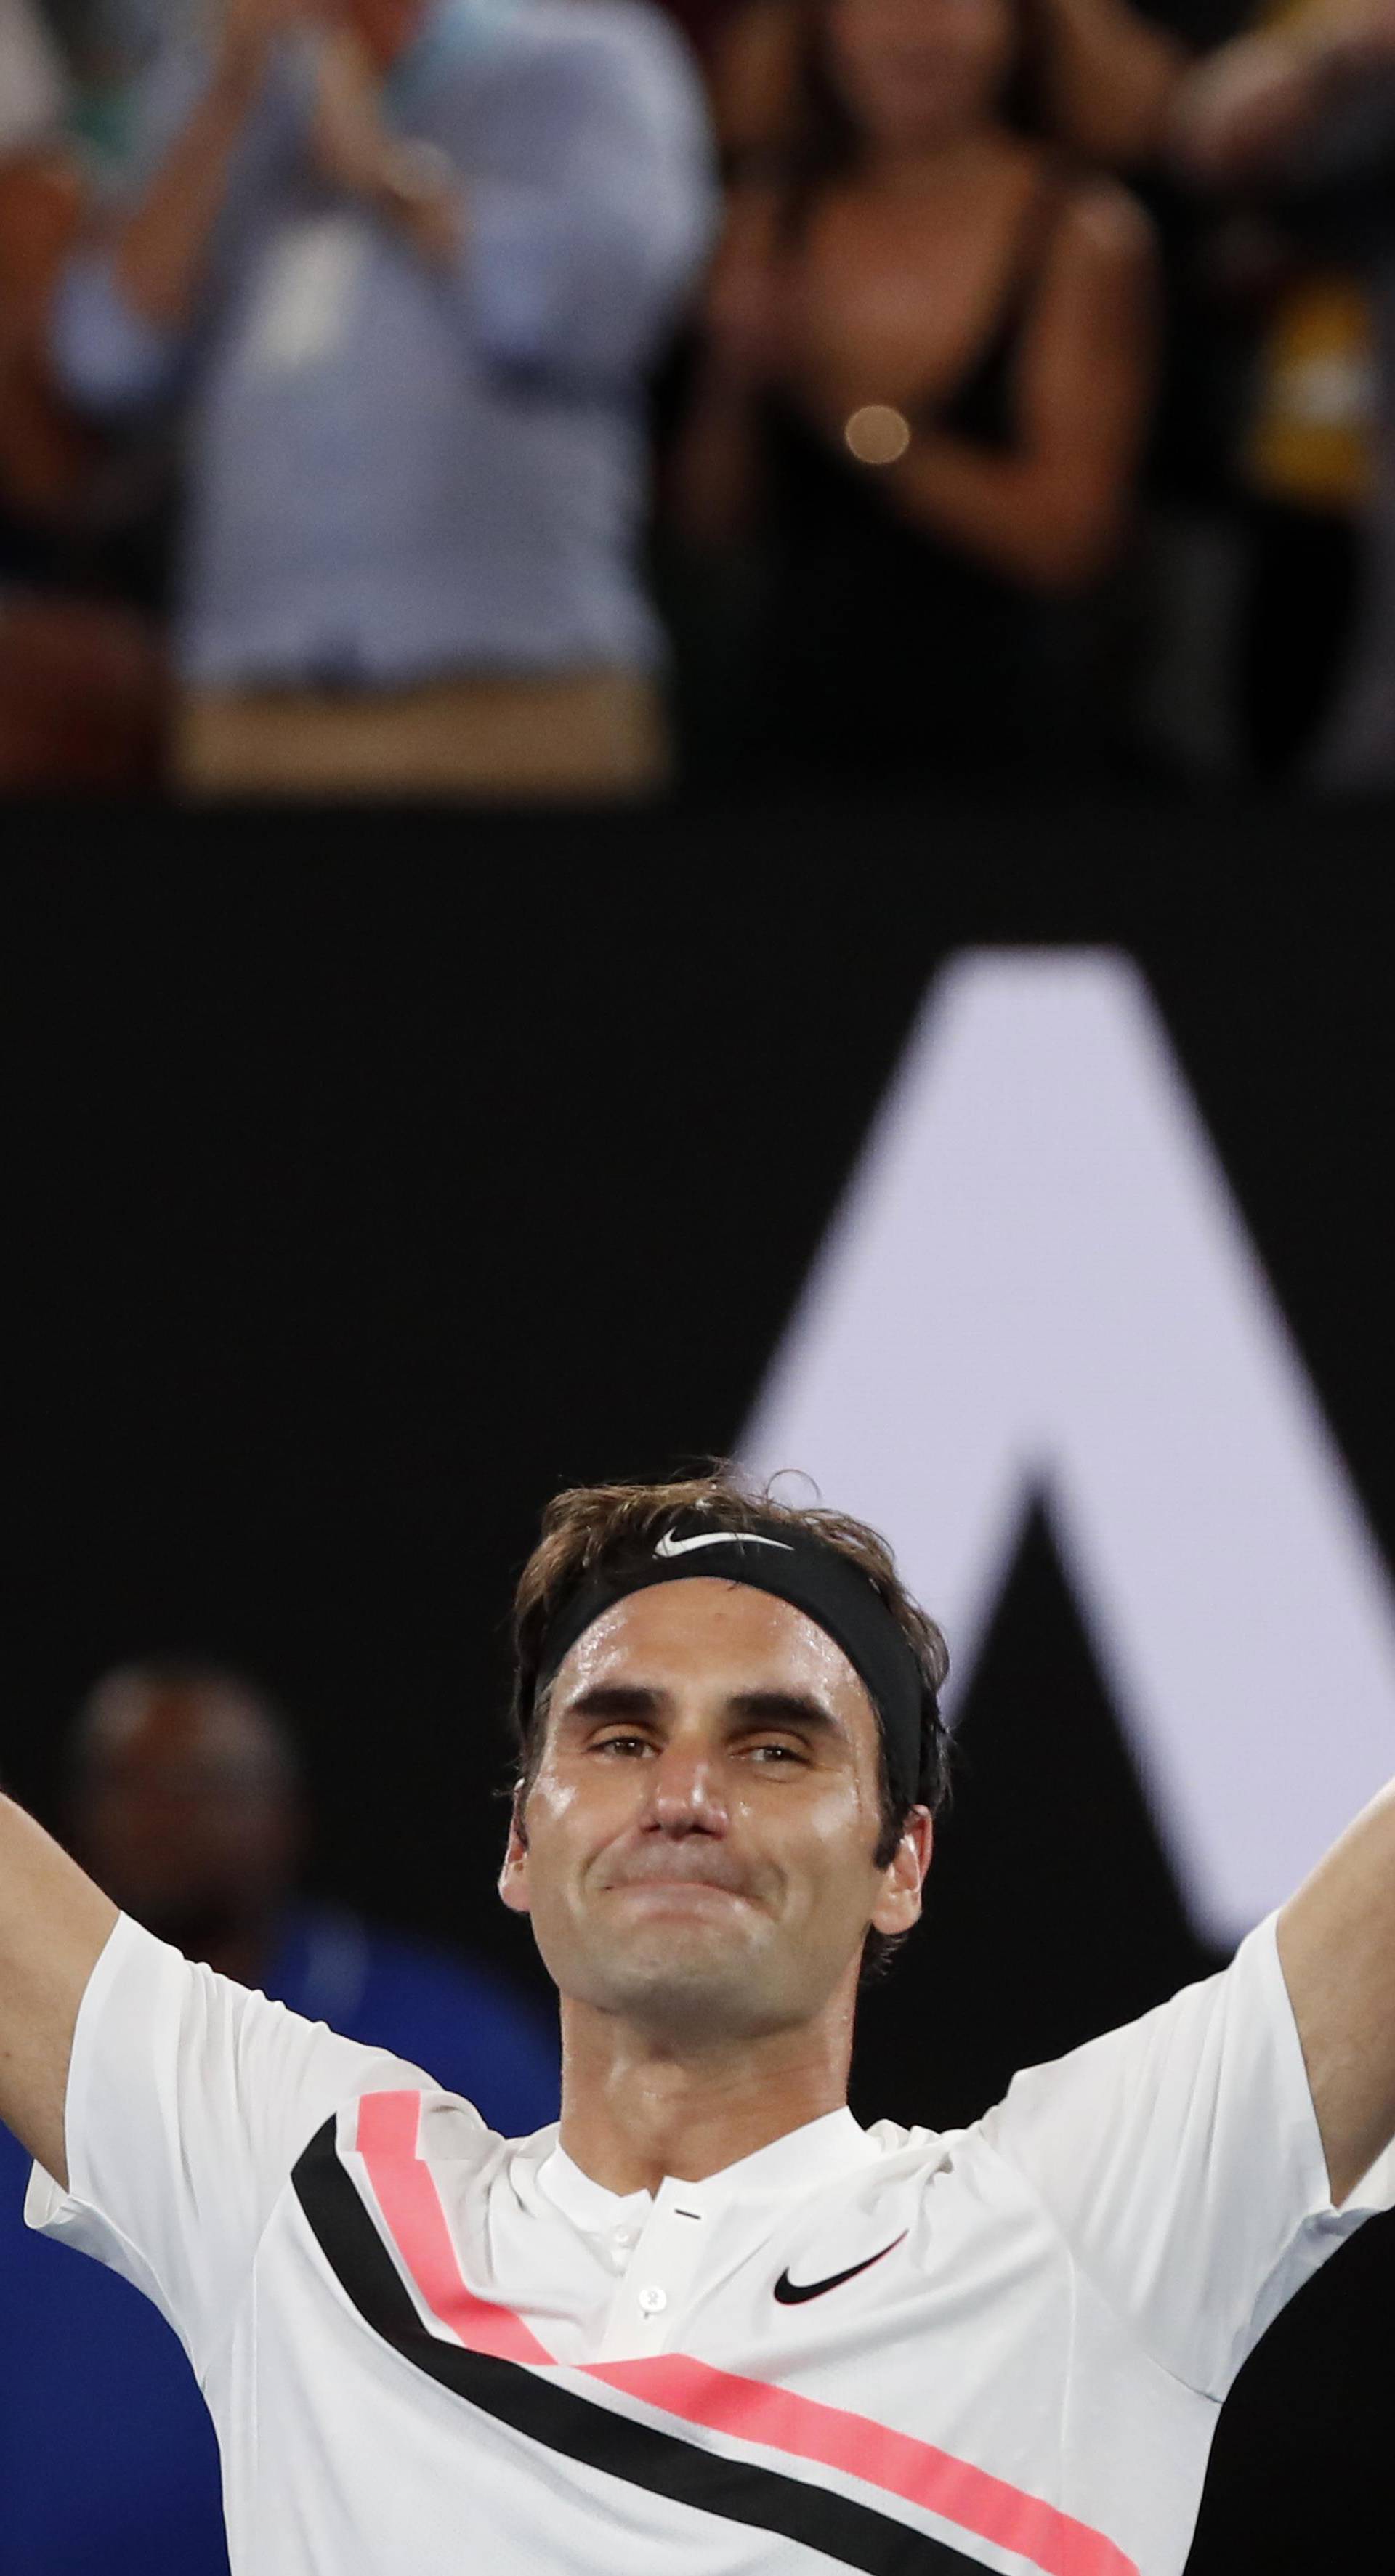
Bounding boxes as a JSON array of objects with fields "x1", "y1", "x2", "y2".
[
  {"x1": 51, "y1": 0, "x2": 714, "y2": 799},
  {"x1": 669, "y1": 0, "x2": 1160, "y2": 785},
  {"x1": 0, "y1": 0, "x2": 67, "y2": 147},
  {"x1": 0, "y1": 0, "x2": 166, "y2": 789},
  {"x1": 710, "y1": 0, "x2": 1186, "y2": 178},
  {"x1": 0, "y1": 1658, "x2": 559, "y2": 2576},
  {"x1": 1176, "y1": 0, "x2": 1395, "y2": 785},
  {"x1": 1160, "y1": 0, "x2": 1377, "y2": 780}
]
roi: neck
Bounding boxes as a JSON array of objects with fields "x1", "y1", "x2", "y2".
[{"x1": 556, "y1": 1990, "x2": 857, "y2": 2197}]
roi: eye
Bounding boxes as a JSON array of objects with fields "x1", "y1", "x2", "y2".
[
  {"x1": 591, "y1": 1733, "x2": 654, "y2": 1758},
  {"x1": 745, "y1": 1740, "x2": 808, "y2": 1765}
]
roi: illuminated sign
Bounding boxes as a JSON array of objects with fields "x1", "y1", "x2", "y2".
[{"x1": 743, "y1": 951, "x2": 1395, "y2": 1945}]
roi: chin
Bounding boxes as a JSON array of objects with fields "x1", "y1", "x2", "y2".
[{"x1": 594, "y1": 1932, "x2": 804, "y2": 2041}]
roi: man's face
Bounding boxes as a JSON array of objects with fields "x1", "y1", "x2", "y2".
[{"x1": 498, "y1": 1580, "x2": 930, "y2": 2045}]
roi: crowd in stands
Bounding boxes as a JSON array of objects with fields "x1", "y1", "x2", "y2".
[{"x1": 2, "y1": 0, "x2": 1395, "y2": 796}]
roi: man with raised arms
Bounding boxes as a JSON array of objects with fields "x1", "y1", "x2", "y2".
[{"x1": 2, "y1": 1467, "x2": 1394, "y2": 2576}]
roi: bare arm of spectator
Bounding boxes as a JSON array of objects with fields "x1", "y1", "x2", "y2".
[
  {"x1": 0, "y1": 146, "x2": 96, "y2": 518},
  {"x1": 1040, "y1": 0, "x2": 1187, "y2": 166},
  {"x1": 1173, "y1": 0, "x2": 1395, "y2": 187},
  {"x1": 668, "y1": 185, "x2": 783, "y2": 547},
  {"x1": 708, "y1": 0, "x2": 800, "y2": 172},
  {"x1": 0, "y1": 1794, "x2": 118, "y2": 2190},
  {"x1": 886, "y1": 185, "x2": 1157, "y2": 591},
  {"x1": 108, "y1": 0, "x2": 312, "y2": 331}
]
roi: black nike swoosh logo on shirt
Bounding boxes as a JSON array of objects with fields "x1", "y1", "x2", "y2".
[{"x1": 773, "y1": 2233, "x2": 907, "y2": 2304}]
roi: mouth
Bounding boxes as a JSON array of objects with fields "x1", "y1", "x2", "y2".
[
  {"x1": 599, "y1": 1860, "x2": 764, "y2": 1919},
  {"x1": 609, "y1": 1877, "x2": 753, "y2": 1905}
]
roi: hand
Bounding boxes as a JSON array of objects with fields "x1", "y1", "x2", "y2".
[
  {"x1": 1309, "y1": 0, "x2": 1395, "y2": 71},
  {"x1": 214, "y1": 0, "x2": 320, "y2": 110},
  {"x1": 308, "y1": 23, "x2": 464, "y2": 259},
  {"x1": 308, "y1": 25, "x2": 396, "y2": 201}
]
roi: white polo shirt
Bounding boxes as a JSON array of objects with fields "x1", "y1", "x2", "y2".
[{"x1": 24, "y1": 1909, "x2": 1385, "y2": 2576}]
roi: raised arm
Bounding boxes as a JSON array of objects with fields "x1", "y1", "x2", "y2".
[
  {"x1": 51, "y1": 0, "x2": 311, "y2": 418},
  {"x1": 668, "y1": 185, "x2": 785, "y2": 549},
  {"x1": 1277, "y1": 1781, "x2": 1395, "y2": 2203},
  {"x1": 1038, "y1": 0, "x2": 1187, "y2": 168},
  {"x1": 0, "y1": 1791, "x2": 118, "y2": 2188},
  {"x1": 103, "y1": 0, "x2": 312, "y2": 333},
  {"x1": 1172, "y1": 0, "x2": 1395, "y2": 188}
]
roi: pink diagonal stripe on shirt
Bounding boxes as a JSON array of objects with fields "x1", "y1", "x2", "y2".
[
  {"x1": 354, "y1": 2091, "x2": 551, "y2": 2365},
  {"x1": 352, "y1": 2094, "x2": 1138, "y2": 2576},
  {"x1": 588, "y1": 2357, "x2": 1138, "y2": 2576}
]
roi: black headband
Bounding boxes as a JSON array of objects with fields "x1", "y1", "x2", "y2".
[{"x1": 533, "y1": 1514, "x2": 933, "y2": 1811}]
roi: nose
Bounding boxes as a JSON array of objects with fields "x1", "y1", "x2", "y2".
[{"x1": 640, "y1": 1737, "x2": 729, "y2": 1838}]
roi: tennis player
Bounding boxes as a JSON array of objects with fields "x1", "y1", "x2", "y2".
[{"x1": 2, "y1": 1467, "x2": 1393, "y2": 2576}]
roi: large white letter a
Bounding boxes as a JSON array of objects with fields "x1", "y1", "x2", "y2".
[{"x1": 742, "y1": 951, "x2": 1395, "y2": 1946}]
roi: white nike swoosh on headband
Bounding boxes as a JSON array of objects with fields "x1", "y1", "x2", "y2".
[{"x1": 654, "y1": 1529, "x2": 795, "y2": 1559}]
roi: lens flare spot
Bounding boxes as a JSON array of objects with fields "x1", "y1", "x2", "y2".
[{"x1": 844, "y1": 404, "x2": 911, "y2": 466}]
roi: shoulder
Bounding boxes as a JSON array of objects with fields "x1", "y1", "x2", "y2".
[
  {"x1": 1050, "y1": 170, "x2": 1158, "y2": 280},
  {"x1": 484, "y1": 0, "x2": 705, "y2": 102}
]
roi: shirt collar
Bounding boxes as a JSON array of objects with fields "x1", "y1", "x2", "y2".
[{"x1": 537, "y1": 2107, "x2": 879, "y2": 2235}]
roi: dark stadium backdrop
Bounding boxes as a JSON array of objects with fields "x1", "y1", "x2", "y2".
[{"x1": 2, "y1": 803, "x2": 1392, "y2": 2572}]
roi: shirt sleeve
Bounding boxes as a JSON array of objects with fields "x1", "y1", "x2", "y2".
[
  {"x1": 50, "y1": 43, "x2": 304, "y2": 413},
  {"x1": 452, "y1": 12, "x2": 716, "y2": 381},
  {"x1": 981, "y1": 1913, "x2": 1391, "y2": 2399},
  {"x1": 47, "y1": 46, "x2": 206, "y2": 412},
  {"x1": 23, "y1": 1912, "x2": 434, "y2": 2384}
]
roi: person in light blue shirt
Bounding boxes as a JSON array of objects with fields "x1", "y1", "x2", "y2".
[
  {"x1": 50, "y1": 0, "x2": 715, "y2": 795},
  {"x1": 0, "y1": 1661, "x2": 560, "y2": 2576}
]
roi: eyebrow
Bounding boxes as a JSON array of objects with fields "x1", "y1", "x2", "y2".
[{"x1": 561, "y1": 1683, "x2": 843, "y2": 1738}]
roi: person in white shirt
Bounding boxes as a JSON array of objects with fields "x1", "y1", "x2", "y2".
[{"x1": 2, "y1": 1461, "x2": 1394, "y2": 2576}]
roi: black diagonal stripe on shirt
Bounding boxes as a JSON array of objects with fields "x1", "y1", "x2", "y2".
[{"x1": 290, "y1": 2118, "x2": 995, "y2": 2576}]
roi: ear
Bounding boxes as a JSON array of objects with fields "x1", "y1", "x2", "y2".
[
  {"x1": 497, "y1": 1786, "x2": 532, "y2": 1917},
  {"x1": 869, "y1": 1807, "x2": 933, "y2": 1939}
]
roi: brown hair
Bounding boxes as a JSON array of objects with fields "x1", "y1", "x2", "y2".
[
  {"x1": 764, "y1": 0, "x2": 1052, "y2": 221},
  {"x1": 509, "y1": 1465, "x2": 951, "y2": 1976}
]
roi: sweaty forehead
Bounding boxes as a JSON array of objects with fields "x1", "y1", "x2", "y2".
[{"x1": 550, "y1": 1579, "x2": 877, "y2": 1730}]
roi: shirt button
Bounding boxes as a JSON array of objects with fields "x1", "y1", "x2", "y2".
[
  {"x1": 612, "y1": 2227, "x2": 639, "y2": 2248},
  {"x1": 637, "y1": 2285, "x2": 667, "y2": 2315}
]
